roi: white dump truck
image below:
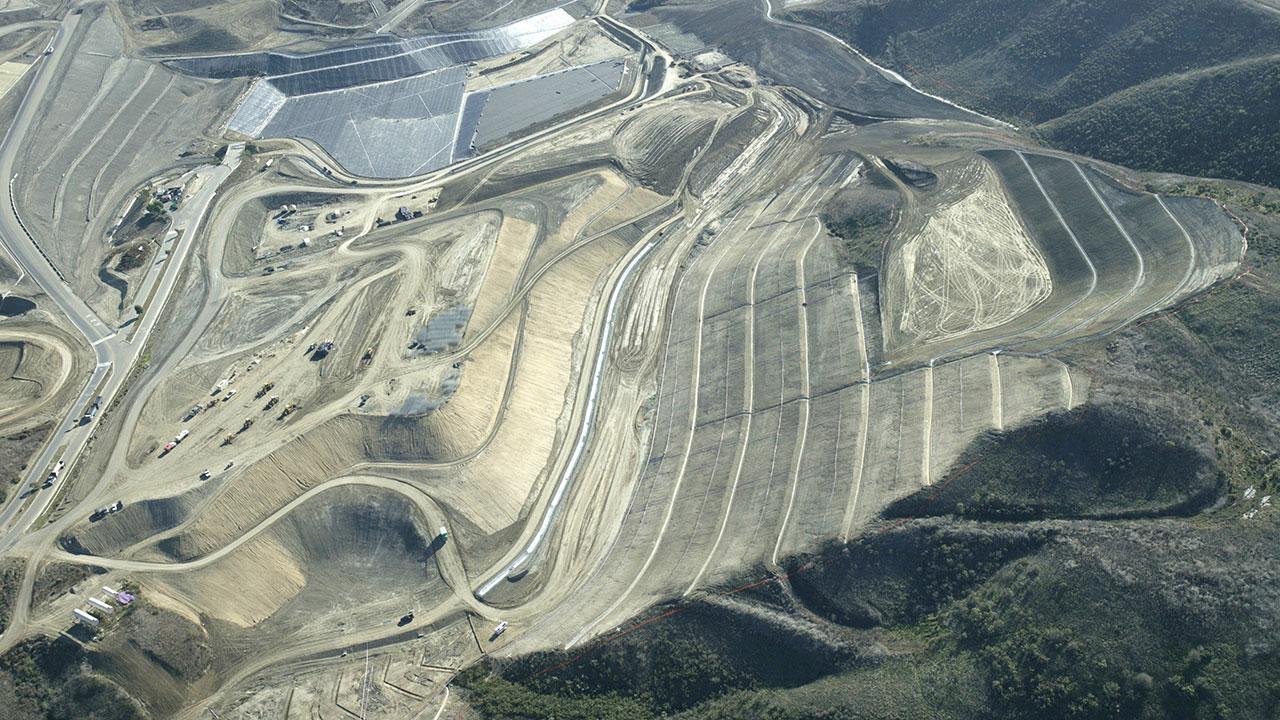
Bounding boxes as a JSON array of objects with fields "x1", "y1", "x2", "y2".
[{"x1": 42, "y1": 460, "x2": 65, "y2": 488}]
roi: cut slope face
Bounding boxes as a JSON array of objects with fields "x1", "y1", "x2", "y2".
[
  {"x1": 154, "y1": 485, "x2": 440, "y2": 635},
  {"x1": 884, "y1": 162, "x2": 1052, "y2": 346}
]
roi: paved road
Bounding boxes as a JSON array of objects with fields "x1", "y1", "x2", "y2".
[{"x1": 0, "y1": 12, "x2": 241, "y2": 552}]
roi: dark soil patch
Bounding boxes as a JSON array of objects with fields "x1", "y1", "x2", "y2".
[{"x1": 0, "y1": 296, "x2": 35, "y2": 317}]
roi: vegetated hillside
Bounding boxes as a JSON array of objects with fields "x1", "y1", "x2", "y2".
[
  {"x1": 1042, "y1": 56, "x2": 1280, "y2": 192},
  {"x1": 460, "y1": 518, "x2": 1280, "y2": 719},
  {"x1": 456, "y1": 181, "x2": 1280, "y2": 719},
  {"x1": 786, "y1": 0, "x2": 1280, "y2": 188},
  {"x1": 820, "y1": 162, "x2": 901, "y2": 271},
  {"x1": 0, "y1": 637, "x2": 146, "y2": 720},
  {"x1": 885, "y1": 405, "x2": 1224, "y2": 522}
]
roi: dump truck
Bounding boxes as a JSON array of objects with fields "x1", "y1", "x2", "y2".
[
  {"x1": 80, "y1": 396, "x2": 102, "y2": 424},
  {"x1": 42, "y1": 460, "x2": 65, "y2": 487}
]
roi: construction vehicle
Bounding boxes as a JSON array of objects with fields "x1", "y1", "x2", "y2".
[
  {"x1": 398, "y1": 613, "x2": 414, "y2": 626},
  {"x1": 255, "y1": 383, "x2": 274, "y2": 399},
  {"x1": 221, "y1": 434, "x2": 235, "y2": 447},
  {"x1": 164, "y1": 431, "x2": 189, "y2": 453},
  {"x1": 239, "y1": 418, "x2": 254, "y2": 433},
  {"x1": 311, "y1": 340, "x2": 335, "y2": 361},
  {"x1": 200, "y1": 469, "x2": 211, "y2": 480},
  {"x1": 278, "y1": 402, "x2": 298, "y2": 420},
  {"x1": 80, "y1": 396, "x2": 102, "y2": 424},
  {"x1": 264, "y1": 395, "x2": 279, "y2": 411},
  {"x1": 43, "y1": 460, "x2": 65, "y2": 487}
]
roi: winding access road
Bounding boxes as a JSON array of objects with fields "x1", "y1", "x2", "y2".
[{"x1": 0, "y1": 12, "x2": 241, "y2": 554}]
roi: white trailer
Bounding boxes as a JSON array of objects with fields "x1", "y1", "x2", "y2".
[
  {"x1": 88, "y1": 597, "x2": 114, "y2": 614},
  {"x1": 72, "y1": 609, "x2": 100, "y2": 626}
]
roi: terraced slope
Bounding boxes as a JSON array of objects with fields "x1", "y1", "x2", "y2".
[
  {"x1": 503, "y1": 154, "x2": 1085, "y2": 649},
  {"x1": 11, "y1": 5, "x2": 237, "y2": 317},
  {"x1": 0, "y1": 8, "x2": 1254, "y2": 715}
]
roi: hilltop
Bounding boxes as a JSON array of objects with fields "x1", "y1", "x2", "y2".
[{"x1": 786, "y1": 0, "x2": 1280, "y2": 188}]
